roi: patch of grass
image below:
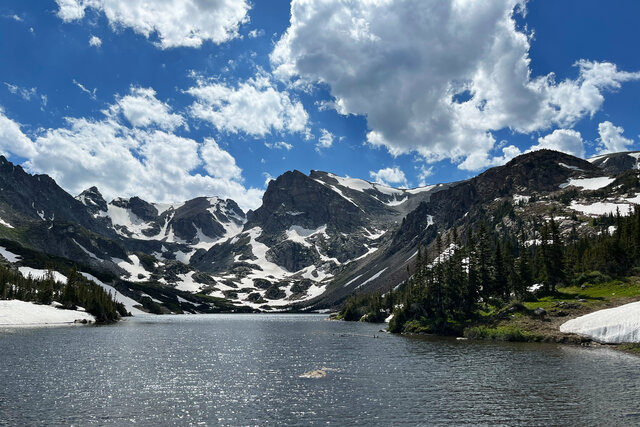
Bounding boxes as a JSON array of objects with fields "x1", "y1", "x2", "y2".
[
  {"x1": 521, "y1": 278, "x2": 640, "y2": 311},
  {"x1": 464, "y1": 325, "x2": 542, "y2": 342},
  {"x1": 567, "y1": 279, "x2": 640, "y2": 300},
  {"x1": 618, "y1": 344, "x2": 640, "y2": 355}
]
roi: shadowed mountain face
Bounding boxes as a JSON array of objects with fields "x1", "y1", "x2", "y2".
[
  {"x1": 0, "y1": 149, "x2": 639, "y2": 312},
  {"x1": 246, "y1": 170, "x2": 368, "y2": 235},
  {"x1": 589, "y1": 151, "x2": 640, "y2": 176},
  {"x1": 0, "y1": 157, "x2": 111, "y2": 233}
]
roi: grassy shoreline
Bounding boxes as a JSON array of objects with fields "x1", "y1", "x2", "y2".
[
  {"x1": 340, "y1": 276, "x2": 640, "y2": 351},
  {"x1": 458, "y1": 276, "x2": 640, "y2": 344}
]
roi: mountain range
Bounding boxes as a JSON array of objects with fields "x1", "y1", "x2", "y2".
[{"x1": 0, "y1": 149, "x2": 638, "y2": 314}]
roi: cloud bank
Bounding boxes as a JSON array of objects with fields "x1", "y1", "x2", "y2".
[{"x1": 272, "y1": 0, "x2": 640, "y2": 170}]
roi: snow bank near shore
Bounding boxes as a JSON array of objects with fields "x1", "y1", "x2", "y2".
[
  {"x1": 560, "y1": 301, "x2": 640, "y2": 343},
  {"x1": 0, "y1": 300, "x2": 95, "y2": 326}
]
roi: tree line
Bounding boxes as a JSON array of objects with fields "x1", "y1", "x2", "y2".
[
  {"x1": 340, "y1": 206, "x2": 640, "y2": 333},
  {"x1": 0, "y1": 264, "x2": 127, "y2": 323}
]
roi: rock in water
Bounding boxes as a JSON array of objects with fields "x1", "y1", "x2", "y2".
[{"x1": 300, "y1": 368, "x2": 327, "y2": 379}]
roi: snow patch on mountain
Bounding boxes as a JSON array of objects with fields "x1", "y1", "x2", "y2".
[
  {"x1": 0, "y1": 217, "x2": 14, "y2": 228},
  {"x1": 344, "y1": 274, "x2": 363, "y2": 287},
  {"x1": 327, "y1": 173, "x2": 378, "y2": 193},
  {"x1": 318, "y1": 181, "x2": 360, "y2": 207},
  {"x1": 406, "y1": 184, "x2": 437, "y2": 195},
  {"x1": 246, "y1": 227, "x2": 290, "y2": 277},
  {"x1": 570, "y1": 201, "x2": 634, "y2": 217},
  {"x1": 0, "y1": 246, "x2": 21, "y2": 263},
  {"x1": 153, "y1": 201, "x2": 185, "y2": 215},
  {"x1": 384, "y1": 195, "x2": 408, "y2": 206},
  {"x1": 560, "y1": 176, "x2": 615, "y2": 190},
  {"x1": 286, "y1": 225, "x2": 328, "y2": 248},
  {"x1": 356, "y1": 267, "x2": 388, "y2": 289},
  {"x1": 72, "y1": 239, "x2": 101, "y2": 260},
  {"x1": 558, "y1": 162, "x2": 584, "y2": 172},
  {"x1": 173, "y1": 271, "x2": 202, "y2": 293},
  {"x1": 354, "y1": 245, "x2": 379, "y2": 261},
  {"x1": 107, "y1": 203, "x2": 157, "y2": 239},
  {"x1": 364, "y1": 228, "x2": 386, "y2": 240},
  {"x1": 18, "y1": 267, "x2": 68, "y2": 284},
  {"x1": 112, "y1": 255, "x2": 151, "y2": 282},
  {"x1": 513, "y1": 194, "x2": 530, "y2": 204}
]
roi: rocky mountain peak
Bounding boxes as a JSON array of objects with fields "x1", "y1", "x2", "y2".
[
  {"x1": 110, "y1": 196, "x2": 158, "y2": 222},
  {"x1": 76, "y1": 186, "x2": 108, "y2": 214},
  {"x1": 247, "y1": 170, "x2": 365, "y2": 235}
]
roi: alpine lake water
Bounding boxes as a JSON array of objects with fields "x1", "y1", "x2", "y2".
[{"x1": 1, "y1": 314, "x2": 639, "y2": 426}]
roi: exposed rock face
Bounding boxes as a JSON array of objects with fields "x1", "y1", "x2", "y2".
[
  {"x1": 590, "y1": 151, "x2": 640, "y2": 175},
  {"x1": 111, "y1": 197, "x2": 159, "y2": 222},
  {"x1": 166, "y1": 197, "x2": 228, "y2": 243},
  {"x1": 392, "y1": 150, "x2": 600, "y2": 249},
  {"x1": 267, "y1": 240, "x2": 319, "y2": 272},
  {"x1": 76, "y1": 186, "x2": 108, "y2": 215},
  {"x1": 0, "y1": 156, "x2": 108, "y2": 233},
  {"x1": 246, "y1": 170, "x2": 365, "y2": 235},
  {"x1": 190, "y1": 233, "x2": 254, "y2": 273}
]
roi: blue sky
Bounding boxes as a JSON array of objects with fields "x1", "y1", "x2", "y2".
[{"x1": 0, "y1": 0, "x2": 639, "y2": 210}]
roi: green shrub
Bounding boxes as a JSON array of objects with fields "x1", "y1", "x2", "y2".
[
  {"x1": 464, "y1": 325, "x2": 537, "y2": 342},
  {"x1": 573, "y1": 271, "x2": 611, "y2": 286}
]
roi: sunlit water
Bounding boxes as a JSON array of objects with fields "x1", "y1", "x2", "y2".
[{"x1": 1, "y1": 314, "x2": 639, "y2": 425}]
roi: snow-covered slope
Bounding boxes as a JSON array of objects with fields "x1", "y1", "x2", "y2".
[
  {"x1": 78, "y1": 194, "x2": 246, "y2": 246},
  {"x1": 560, "y1": 301, "x2": 640, "y2": 343}
]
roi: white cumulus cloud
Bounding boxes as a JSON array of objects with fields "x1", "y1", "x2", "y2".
[
  {"x1": 200, "y1": 138, "x2": 242, "y2": 181},
  {"x1": 316, "y1": 129, "x2": 334, "y2": 151},
  {"x1": 108, "y1": 87, "x2": 185, "y2": 131},
  {"x1": 55, "y1": 0, "x2": 250, "y2": 49},
  {"x1": 89, "y1": 35, "x2": 102, "y2": 47},
  {"x1": 369, "y1": 167, "x2": 407, "y2": 187},
  {"x1": 264, "y1": 141, "x2": 293, "y2": 150},
  {"x1": 528, "y1": 129, "x2": 585, "y2": 158},
  {"x1": 186, "y1": 73, "x2": 308, "y2": 137},
  {"x1": 0, "y1": 96, "x2": 261, "y2": 210},
  {"x1": 596, "y1": 121, "x2": 634, "y2": 154},
  {"x1": 271, "y1": 0, "x2": 640, "y2": 171},
  {"x1": 0, "y1": 108, "x2": 38, "y2": 157}
]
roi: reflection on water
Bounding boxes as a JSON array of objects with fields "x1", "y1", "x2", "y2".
[{"x1": 1, "y1": 314, "x2": 639, "y2": 425}]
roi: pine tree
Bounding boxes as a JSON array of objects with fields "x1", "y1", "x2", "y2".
[{"x1": 517, "y1": 231, "x2": 533, "y2": 298}]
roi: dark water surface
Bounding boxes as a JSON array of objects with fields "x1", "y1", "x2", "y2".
[{"x1": 1, "y1": 314, "x2": 639, "y2": 425}]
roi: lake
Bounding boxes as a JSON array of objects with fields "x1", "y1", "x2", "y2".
[{"x1": 1, "y1": 314, "x2": 639, "y2": 425}]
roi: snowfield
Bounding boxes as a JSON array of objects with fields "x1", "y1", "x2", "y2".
[
  {"x1": 18, "y1": 266, "x2": 68, "y2": 284},
  {"x1": 560, "y1": 301, "x2": 640, "y2": 343},
  {"x1": 560, "y1": 176, "x2": 615, "y2": 190},
  {"x1": 570, "y1": 201, "x2": 634, "y2": 217},
  {"x1": 0, "y1": 246, "x2": 21, "y2": 263},
  {"x1": 0, "y1": 300, "x2": 95, "y2": 326}
]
